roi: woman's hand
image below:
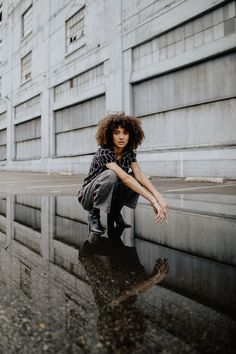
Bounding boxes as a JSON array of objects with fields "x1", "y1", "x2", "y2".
[
  {"x1": 159, "y1": 201, "x2": 169, "y2": 222},
  {"x1": 157, "y1": 197, "x2": 168, "y2": 213},
  {"x1": 152, "y1": 201, "x2": 169, "y2": 224}
]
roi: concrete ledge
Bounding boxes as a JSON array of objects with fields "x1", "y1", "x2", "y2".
[{"x1": 185, "y1": 177, "x2": 224, "y2": 183}]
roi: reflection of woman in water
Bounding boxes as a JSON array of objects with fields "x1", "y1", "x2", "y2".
[
  {"x1": 78, "y1": 113, "x2": 169, "y2": 234},
  {"x1": 80, "y1": 237, "x2": 168, "y2": 353}
]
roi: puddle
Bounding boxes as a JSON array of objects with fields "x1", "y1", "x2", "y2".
[{"x1": 0, "y1": 195, "x2": 235, "y2": 354}]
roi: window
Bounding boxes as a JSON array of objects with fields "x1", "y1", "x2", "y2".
[
  {"x1": 0, "y1": 40, "x2": 2, "y2": 62},
  {"x1": 0, "y1": 4, "x2": 2, "y2": 24},
  {"x1": 66, "y1": 6, "x2": 85, "y2": 53},
  {"x1": 22, "y1": 4, "x2": 32, "y2": 38},
  {"x1": 21, "y1": 52, "x2": 32, "y2": 83}
]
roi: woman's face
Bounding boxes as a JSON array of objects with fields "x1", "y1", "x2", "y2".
[{"x1": 112, "y1": 126, "x2": 129, "y2": 150}]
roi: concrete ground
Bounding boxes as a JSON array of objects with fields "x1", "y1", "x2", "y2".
[
  {"x1": 0, "y1": 171, "x2": 235, "y2": 353},
  {"x1": 0, "y1": 171, "x2": 236, "y2": 198}
]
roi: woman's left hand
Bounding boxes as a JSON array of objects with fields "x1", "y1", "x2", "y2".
[{"x1": 153, "y1": 202, "x2": 168, "y2": 224}]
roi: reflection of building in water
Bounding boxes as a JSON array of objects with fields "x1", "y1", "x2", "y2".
[
  {"x1": 0, "y1": 197, "x2": 8, "y2": 282},
  {"x1": 0, "y1": 197, "x2": 7, "y2": 240},
  {"x1": 0, "y1": 195, "x2": 99, "y2": 351},
  {"x1": 136, "y1": 239, "x2": 236, "y2": 314},
  {"x1": 0, "y1": 195, "x2": 235, "y2": 353},
  {"x1": 19, "y1": 261, "x2": 32, "y2": 299},
  {"x1": 13, "y1": 196, "x2": 42, "y2": 254},
  {"x1": 135, "y1": 195, "x2": 236, "y2": 266},
  {"x1": 135, "y1": 239, "x2": 236, "y2": 353},
  {"x1": 54, "y1": 196, "x2": 88, "y2": 248},
  {"x1": 14, "y1": 196, "x2": 41, "y2": 232}
]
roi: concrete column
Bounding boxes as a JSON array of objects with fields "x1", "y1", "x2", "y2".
[
  {"x1": 104, "y1": 1, "x2": 123, "y2": 112},
  {"x1": 41, "y1": 89, "x2": 50, "y2": 159},
  {"x1": 41, "y1": 196, "x2": 55, "y2": 263},
  {"x1": 123, "y1": 48, "x2": 133, "y2": 115},
  {"x1": 40, "y1": 0, "x2": 50, "y2": 169},
  {"x1": 49, "y1": 89, "x2": 55, "y2": 160},
  {"x1": 6, "y1": 4, "x2": 14, "y2": 163},
  {"x1": 6, "y1": 195, "x2": 14, "y2": 248}
]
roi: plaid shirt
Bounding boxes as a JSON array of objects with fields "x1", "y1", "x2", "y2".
[{"x1": 82, "y1": 147, "x2": 137, "y2": 187}]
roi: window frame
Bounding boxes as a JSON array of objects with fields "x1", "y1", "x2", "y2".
[
  {"x1": 65, "y1": 6, "x2": 85, "y2": 54},
  {"x1": 0, "y1": 3, "x2": 2, "y2": 25},
  {"x1": 21, "y1": 4, "x2": 32, "y2": 39},
  {"x1": 21, "y1": 51, "x2": 32, "y2": 84}
]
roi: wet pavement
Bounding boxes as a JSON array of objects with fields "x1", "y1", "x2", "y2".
[{"x1": 0, "y1": 172, "x2": 236, "y2": 353}]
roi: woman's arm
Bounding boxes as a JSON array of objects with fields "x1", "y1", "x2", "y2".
[
  {"x1": 131, "y1": 162, "x2": 168, "y2": 209},
  {"x1": 106, "y1": 162, "x2": 167, "y2": 223}
]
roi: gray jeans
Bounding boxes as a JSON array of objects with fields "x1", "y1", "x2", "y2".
[{"x1": 78, "y1": 169, "x2": 139, "y2": 213}]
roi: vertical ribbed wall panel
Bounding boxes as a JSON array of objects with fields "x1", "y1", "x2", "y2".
[
  {"x1": 15, "y1": 117, "x2": 41, "y2": 160},
  {"x1": 55, "y1": 95, "x2": 105, "y2": 157},
  {"x1": 133, "y1": 53, "x2": 236, "y2": 151},
  {"x1": 0, "y1": 128, "x2": 7, "y2": 161}
]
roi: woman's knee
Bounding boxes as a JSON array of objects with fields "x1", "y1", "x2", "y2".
[{"x1": 98, "y1": 169, "x2": 118, "y2": 184}]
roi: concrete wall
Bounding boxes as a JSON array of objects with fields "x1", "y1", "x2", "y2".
[{"x1": 0, "y1": 0, "x2": 235, "y2": 178}]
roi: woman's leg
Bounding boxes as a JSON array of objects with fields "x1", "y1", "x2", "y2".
[
  {"x1": 93, "y1": 170, "x2": 119, "y2": 213},
  {"x1": 78, "y1": 169, "x2": 139, "y2": 233},
  {"x1": 79, "y1": 170, "x2": 119, "y2": 234},
  {"x1": 109, "y1": 177, "x2": 139, "y2": 228}
]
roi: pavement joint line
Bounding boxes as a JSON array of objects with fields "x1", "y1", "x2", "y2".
[
  {"x1": 150, "y1": 178, "x2": 183, "y2": 181},
  {"x1": 164, "y1": 183, "x2": 236, "y2": 192},
  {"x1": 26, "y1": 184, "x2": 79, "y2": 189}
]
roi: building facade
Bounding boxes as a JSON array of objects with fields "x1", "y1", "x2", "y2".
[{"x1": 0, "y1": 0, "x2": 235, "y2": 178}]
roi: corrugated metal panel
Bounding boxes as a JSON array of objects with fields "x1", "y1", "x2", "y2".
[
  {"x1": 16, "y1": 138, "x2": 41, "y2": 160},
  {"x1": 133, "y1": 53, "x2": 236, "y2": 116},
  {"x1": 55, "y1": 95, "x2": 105, "y2": 157},
  {"x1": 0, "y1": 198, "x2": 7, "y2": 216},
  {"x1": 0, "y1": 111, "x2": 7, "y2": 121},
  {"x1": 16, "y1": 196, "x2": 41, "y2": 210},
  {"x1": 55, "y1": 95, "x2": 105, "y2": 133},
  {"x1": 0, "y1": 128, "x2": 7, "y2": 161},
  {"x1": 139, "y1": 98, "x2": 236, "y2": 150},
  {"x1": 15, "y1": 117, "x2": 41, "y2": 142},
  {"x1": 54, "y1": 64, "x2": 104, "y2": 102},
  {"x1": 15, "y1": 95, "x2": 41, "y2": 120},
  {"x1": 0, "y1": 128, "x2": 7, "y2": 144},
  {"x1": 14, "y1": 203, "x2": 41, "y2": 232},
  {"x1": 0, "y1": 146, "x2": 6, "y2": 161},
  {"x1": 54, "y1": 216, "x2": 87, "y2": 247},
  {"x1": 14, "y1": 228, "x2": 41, "y2": 254},
  {"x1": 132, "y1": 2, "x2": 236, "y2": 72},
  {"x1": 14, "y1": 117, "x2": 41, "y2": 159},
  {"x1": 56, "y1": 126, "x2": 97, "y2": 156}
]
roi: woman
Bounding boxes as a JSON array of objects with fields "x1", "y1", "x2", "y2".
[{"x1": 78, "y1": 113, "x2": 168, "y2": 234}]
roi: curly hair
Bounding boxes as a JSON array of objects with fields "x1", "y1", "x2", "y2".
[{"x1": 96, "y1": 113, "x2": 145, "y2": 150}]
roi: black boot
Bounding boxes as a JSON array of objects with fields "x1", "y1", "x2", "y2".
[
  {"x1": 114, "y1": 213, "x2": 131, "y2": 228},
  {"x1": 111, "y1": 205, "x2": 131, "y2": 229},
  {"x1": 88, "y1": 208, "x2": 105, "y2": 234}
]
